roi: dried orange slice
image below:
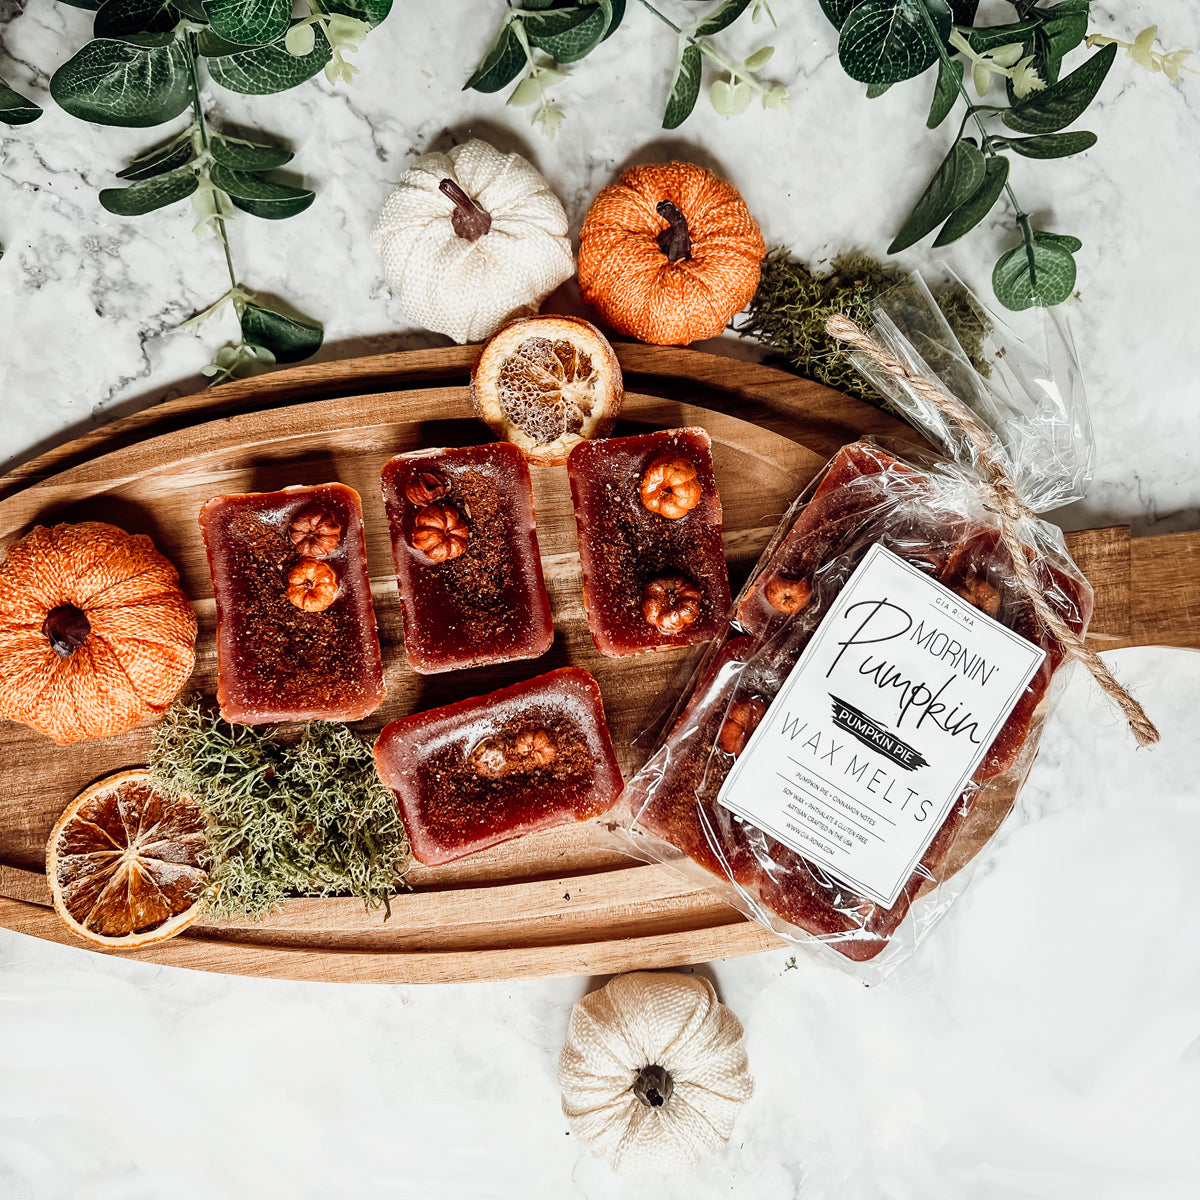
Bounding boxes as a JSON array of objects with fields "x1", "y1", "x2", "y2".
[
  {"x1": 47, "y1": 769, "x2": 210, "y2": 949},
  {"x1": 470, "y1": 315, "x2": 623, "y2": 466}
]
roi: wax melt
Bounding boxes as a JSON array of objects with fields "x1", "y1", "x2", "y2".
[
  {"x1": 198, "y1": 483, "x2": 385, "y2": 724},
  {"x1": 626, "y1": 440, "x2": 1093, "y2": 961},
  {"x1": 373, "y1": 667, "x2": 623, "y2": 865},
  {"x1": 568, "y1": 427, "x2": 731, "y2": 657},
  {"x1": 380, "y1": 443, "x2": 554, "y2": 674}
]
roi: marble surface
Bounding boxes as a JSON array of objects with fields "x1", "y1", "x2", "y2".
[{"x1": 1, "y1": 2, "x2": 1198, "y2": 1197}]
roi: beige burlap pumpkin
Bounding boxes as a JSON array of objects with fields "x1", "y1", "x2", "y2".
[
  {"x1": 557, "y1": 971, "x2": 753, "y2": 1174},
  {"x1": 370, "y1": 138, "x2": 574, "y2": 344}
]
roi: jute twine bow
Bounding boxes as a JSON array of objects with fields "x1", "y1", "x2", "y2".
[{"x1": 826, "y1": 313, "x2": 1160, "y2": 748}]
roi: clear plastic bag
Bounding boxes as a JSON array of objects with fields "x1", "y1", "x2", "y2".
[{"x1": 607, "y1": 278, "x2": 1098, "y2": 980}]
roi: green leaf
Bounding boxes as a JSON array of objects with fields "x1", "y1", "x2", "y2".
[
  {"x1": 239, "y1": 301, "x2": 323, "y2": 362},
  {"x1": 1034, "y1": 230, "x2": 1082, "y2": 253},
  {"x1": 992, "y1": 238, "x2": 1076, "y2": 310},
  {"x1": 949, "y1": 1, "x2": 978, "y2": 21},
  {"x1": 99, "y1": 166, "x2": 198, "y2": 215},
  {"x1": 321, "y1": 0, "x2": 392, "y2": 26},
  {"x1": 998, "y1": 130, "x2": 1097, "y2": 159},
  {"x1": 839, "y1": 0, "x2": 951, "y2": 86},
  {"x1": 117, "y1": 134, "x2": 195, "y2": 179},
  {"x1": 174, "y1": 0, "x2": 209, "y2": 17},
  {"x1": 927, "y1": 55, "x2": 962, "y2": 128},
  {"x1": 1003, "y1": 41, "x2": 1116, "y2": 134},
  {"x1": 818, "y1": 0, "x2": 862, "y2": 30},
  {"x1": 524, "y1": 3, "x2": 596, "y2": 42},
  {"x1": 210, "y1": 133, "x2": 293, "y2": 170},
  {"x1": 203, "y1": 24, "x2": 332, "y2": 94},
  {"x1": 966, "y1": 20, "x2": 1038, "y2": 54},
  {"x1": 888, "y1": 137, "x2": 986, "y2": 253},
  {"x1": 1042, "y1": 11, "x2": 1089, "y2": 60},
  {"x1": 694, "y1": 0, "x2": 753, "y2": 38},
  {"x1": 210, "y1": 164, "x2": 314, "y2": 217},
  {"x1": 204, "y1": 0, "x2": 292, "y2": 49},
  {"x1": 50, "y1": 36, "x2": 192, "y2": 127},
  {"x1": 0, "y1": 78, "x2": 42, "y2": 126},
  {"x1": 662, "y1": 42, "x2": 702, "y2": 130},
  {"x1": 464, "y1": 22, "x2": 525, "y2": 93},
  {"x1": 94, "y1": 0, "x2": 179, "y2": 39},
  {"x1": 528, "y1": 0, "x2": 611, "y2": 63},
  {"x1": 932, "y1": 153, "x2": 1008, "y2": 246},
  {"x1": 866, "y1": 81, "x2": 891, "y2": 98}
]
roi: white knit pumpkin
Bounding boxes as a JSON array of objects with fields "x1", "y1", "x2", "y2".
[
  {"x1": 557, "y1": 971, "x2": 753, "y2": 1174},
  {"x1": 370, "y1": 139, "x2": 575, "y2": 344}
]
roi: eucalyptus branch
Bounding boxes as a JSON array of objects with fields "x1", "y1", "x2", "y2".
[
  {"x1": 184, "y1": 35, "x2": 237, "y2": 292},
  {"x1": 636, "y1": 0, "x2": 766, "y2": 93},
  {"x1": 36, "y1": 0, "x2": 372, "y2": 377},
  {"x1": 824, "y1": 0, "x2": 1115, "y2": 309},
  {"x1": 914, "y1": 0, "x2": 1039, "y2": 288},
  {"x1": 465, "y1": 1, "x2": 784, "y2": 132}
]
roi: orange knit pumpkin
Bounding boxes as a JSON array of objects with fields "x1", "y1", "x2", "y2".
[
  {"x1": 577, "y1": 162, "x2": 765, "y2": 346},
  {"x1": 0, "y1": 522, "x2": 197, "y2": 744}
]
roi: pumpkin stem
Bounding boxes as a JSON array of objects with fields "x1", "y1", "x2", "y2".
[
  {"x1": 655, "y1": 201, "x2": 693, "y2": 263},
  {"x1": 439, "y1": 178, "x2": 492, "y2": 242},
  {"x1": 632, "y1": 1064, "x2": 674, "y2": 1108},
  {"x1": 43, "y1": 604, "x2": 91, "y2": 658}
]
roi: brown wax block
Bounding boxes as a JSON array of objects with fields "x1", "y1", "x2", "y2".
[
  {"x1": 568, "y1": 428, "x2": 732, "y2": 657},
  {"x1": 380, "y1": 442, "x2": 553, "y2": 675},
  {"x1": 198, "y1": 483, "x2": 385, "y2": 724},
  {"x1": 374, "y1": 668, "x2": 623, "y2": 866}
]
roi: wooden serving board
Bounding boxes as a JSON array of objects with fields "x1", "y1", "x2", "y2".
[{"x1": 1, "y1": 345, "x2": 1197, "y2": 985}]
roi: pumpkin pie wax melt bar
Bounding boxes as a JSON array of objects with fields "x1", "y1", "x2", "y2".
[
  {"x1": 198, "y1": 483, "x2": 385, "y2": 724},
  {"x1": 568, "y1": 428, "x2": 732, "y2": 657},
  {"x1": 373, "y1": 667, "x2": 623, "y2": 865},
  {"x1": 380, "y1": 443, "x2": 554, "y2": 674}
]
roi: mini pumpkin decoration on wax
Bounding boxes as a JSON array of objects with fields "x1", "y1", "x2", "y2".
[
  {"x1": 0, "y1": 522, "x2": 197, "y2": 744},
  {"x1": 370, "y1": 138, "x2": 575, "y2": 345},
  {"x1": 577, "y1": 161, "x2": 766, "y2": 346},
  {"x1": 558, "y1": 971, "x2": 753, "y2": 1175}
]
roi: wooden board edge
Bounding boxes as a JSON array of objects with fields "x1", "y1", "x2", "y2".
[
  {"x1": 0, "y1": 897, "x2": 784, "y2": 984},
  {"x1": 0, "y1": 344, "x2": 902, "y2": 500}
]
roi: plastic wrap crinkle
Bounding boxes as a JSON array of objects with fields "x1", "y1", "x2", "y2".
[{"x1": 610, "y1": 276, "x2": 1097, "y2": 978}]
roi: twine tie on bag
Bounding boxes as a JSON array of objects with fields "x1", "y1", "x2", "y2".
[{"x1": 826, "y1": 314, "x2": 1159, "y2": 748}]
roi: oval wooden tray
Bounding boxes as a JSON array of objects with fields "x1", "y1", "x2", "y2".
[{"x1": 2, "y1": 345, "x2": 1196, "y2": 984}]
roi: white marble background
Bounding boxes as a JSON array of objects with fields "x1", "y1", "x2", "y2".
[{"x1": 1, "y1": 2, "x2": 1198, "y2": 1197}]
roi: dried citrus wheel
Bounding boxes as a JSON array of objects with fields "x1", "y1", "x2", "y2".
[
  {"x1": 470, "y1": 315, "x2": 623, "y2": 466},
  {"x1": 46, "y1": 769, "x2": 210, "y2": 949}
]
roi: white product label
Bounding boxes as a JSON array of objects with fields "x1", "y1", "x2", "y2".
[{"x1": 718, "y1": 543, "x2": 1047, "y2": 908}]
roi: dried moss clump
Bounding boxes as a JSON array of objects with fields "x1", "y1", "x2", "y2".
[
  {"x1": 150, "y1": 694, "x2": 409, "y2": 920},
  {"x1": 737, "y1": 251, "x2": 991, "y2": 407}
]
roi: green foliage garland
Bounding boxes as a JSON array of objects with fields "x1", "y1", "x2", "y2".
[{"x1": 8, "y1": 0, "x2": 395, "y2": 376}]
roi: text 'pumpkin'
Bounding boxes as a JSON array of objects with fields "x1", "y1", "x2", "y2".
[
  {"x1": 578, "y1": 161, "x2": 765, "y2": 346},
  {"x1": 0, "y1": 522, "x2": 197, "y2": 744}
]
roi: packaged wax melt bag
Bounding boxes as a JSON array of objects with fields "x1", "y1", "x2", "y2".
[{"x1": 609, "y1": 279, "x2": 1122, "y2": 979}]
